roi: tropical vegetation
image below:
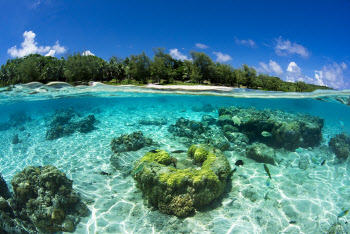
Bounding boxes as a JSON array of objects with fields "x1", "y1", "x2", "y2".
[{"x1": 0, "y1": 49, "x2": 331, "y2": 92}]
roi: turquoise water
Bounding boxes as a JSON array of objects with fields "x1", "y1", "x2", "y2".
[{"x1": 1, "y1": 82, "x2": 350, "y2": 233}]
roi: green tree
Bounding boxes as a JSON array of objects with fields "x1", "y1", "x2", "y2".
[
  {"x1": 64, "y1": 53, "x2": 108, "y2": 83},
  {"x1": 127, "y1": 52, "x2": 151, "y2": 83},
  {"x1": 190, "y1": 51, "x2": 215, "y2": 84}
]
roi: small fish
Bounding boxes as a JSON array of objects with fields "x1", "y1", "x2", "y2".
[
  {"x1": 338, "y1": 209, "x2": 349, "y2": 221},
  {"x1": 171, "y1": 150, "x2": 186, "y2": 154},
  {"x1": 261, "y1": 131, "x2": 272, "y2": 137},
  {"x1": 340, "y1": 120, "x2": 345, "y2": 128},
  {"x1": 264, "y1": 164, "x2": 272, "y2": 179},
  {"x1": 235, "y1": 160, "x2": 244, "y2": 166},
  {"x1": 289, "y1": 221, "x2": 297, "y2": 224},
  {"x1": 266, "y1": 177, "x2": 271, "y2": 187},
  {"x1": 149, "y1": 149, "x2": 159, "y2": 153},
  {"x1": 321, "y1": 160, "x2": 326, "y2": 166},
  {"x1": 131, "y1": 164, "x2": 144, "y2": 176}
]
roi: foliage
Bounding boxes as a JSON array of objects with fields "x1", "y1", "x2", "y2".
[{"x1": 0, "y1": 51, "x2": 332, "y2": 92}]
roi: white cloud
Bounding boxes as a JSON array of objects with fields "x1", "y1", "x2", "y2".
[
  {"x1": 269, "y1": 60, "x2": 283, "y2": 76},
  {"x1": 314, "y1": 62, "x2": 347, "y2": 89},
  {"x1": 235, "y1": 37, "x2": 256, "y2": 48},
  {"x1": 195, "y1": 43, "x2": 209, "y2": 49},
  {"x1": 286, "y1": 62, "x2": 304, "y2": 82},
  {"x1": 275, "y1": 36, "x2": 309, "y2": 58},
  {"x1": 284, "y1": 61, "x2": 347, "y2": 89},
  {"x1": 45, "y1": 50, "x2": 56, "y2": 57},
  {"x1": 213, "y1": 52, "x2": 232, "y2": 63},
  {"x1": 256, "y1": 60, "x2": 283, "y2": 76},
  {"x1": 82, "y1": 50, "x2": 95, "y2": 56},
  {"x1": 169, "y1": 48, "x2": 189, "y2": 61},
  {"x1": 52, "y1": 41, "x2": 66, "y2": 54},
  {"x1": 8, "y1": 31, "x2": 66, "y2": 58}
]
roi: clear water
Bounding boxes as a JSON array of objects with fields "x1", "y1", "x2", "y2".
[{"x1": 1, "y1": 82, "x2": 350, "y2": 233}]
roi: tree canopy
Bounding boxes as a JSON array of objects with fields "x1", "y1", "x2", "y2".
[{"x1": 0, "y1": 49, "x2": 331, "y2": 92}]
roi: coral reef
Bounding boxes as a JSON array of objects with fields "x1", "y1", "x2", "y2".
[
  {"x1": 329, "y1": 133, "x2": 350, "y2": 159},
  {"x1": 11, "y1": 165, "x2": 90, "y2": 233},
  {"x1": 202, "y1": 115, "x2": 217, "y2": 125},
  {"x1": 0, "y1": 173, "x2": 12, "y2": 199},
  {"x1": 246, "y1": 143, "x2": 276, "y2": 165},
  {"x1": 110, "y1": 131, "x2": 156, "y2": 153},
  {"x1": 218, "y1": 106, "x2": 324, "y2": 151},
  {"x1": 168, "y1": 117, "x2": 207, "y2": 138},
  {"x1": 46, "y1": 107, "x2": 96, "y2": 140},
  {"x1": 0, "y1": 111, "x2": 31, "y2": 132},
  {"x1": 132, "y1": 144, "x2": 231, "y2": 217}
]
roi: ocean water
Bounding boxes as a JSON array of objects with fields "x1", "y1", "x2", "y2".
[{"x1": 1, "y1": 82, "x2": 350, "y2": 233}]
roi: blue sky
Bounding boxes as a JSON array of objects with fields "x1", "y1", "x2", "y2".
[{"x1": 0, "y1": 0, "x2": 349, "y2": 89}]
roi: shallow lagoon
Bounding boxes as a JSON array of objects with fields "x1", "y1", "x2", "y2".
[{"x1": 1, "y1": 83, "x2": 350, "y2": 233}]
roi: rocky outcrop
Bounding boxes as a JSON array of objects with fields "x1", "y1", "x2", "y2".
[
  {"x1": 110, "y1": 131, "x2": 156, "y2": 153},
  {"x1": 46, "y1": 108, "x2": 97, "y2": 140},
  {"x1": 0, "y1": 173, "x2": 11, "y2": 200},
  {"x1": 329, "y1": 133, "x2": 350, "y2": 159},
  {"x1": 11, "y1": 165, "x2": 90, "y2": 233},
  {"x1": 132, "y1": 144, "x2": 231, "y2": 217},
  {"x1": 168, "y1": 117, "x2": 207, "y2": 138},
  {"x1": 246, "y1": 143, "x2": 276, "y2": 165},
  {"x1": 218, "y1": 106, "x2": 324, "y2": 151}
]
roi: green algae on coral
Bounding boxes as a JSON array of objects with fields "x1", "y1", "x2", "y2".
[
  {"x1": 141, "y1": 149, "x2": 172, "y2": 165},
  {"x1": 132, "y1": 144, "x2": 231, "y2": 217}
]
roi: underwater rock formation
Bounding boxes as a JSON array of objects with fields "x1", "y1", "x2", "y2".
[
  {"x1": 0, "y1": 111, "x2": 31, "y2": 132},
  {"x1": 202, "y1": 115, "x2": 217, "y2": 125},
  {"x1": 168, "y1": 117, "x2": 207, "y2": 138},
  {"x1": 139, "y1": 117, "x2": 167, "y2": 125},
  {"x1": 329, "y1": 133, "x2": 350, "y2": 159},
  {"x1": 9, "y1": 111, "x2": 32, "y2": 126},
  {"x1": 191, "y1": 104, "x2": 215, "y2": 112},
  {"x1": 218, "y1": 106, "x2": 324, "y2": 151},
  {"x1": 11, "y1": 165, "x2": 89, "y2": 233},
  {"x1": 1, "y1": 172, "x2": 34, "y2": 233},
  {"x1": 246, "y1": 143, "x2": 276, "y2": 165},
  {"x1": 132, "y1": 144, "x2": 231, "y2": 217},
  {"x1": 0, "y1": 173, "x2": 12, "y2": 199},
  {"x1": 110, "y1": 131, "x2": 156, "y2": 153},
  {"x1": 46, "y1": 107, "x2": 96, "y2": 140}
]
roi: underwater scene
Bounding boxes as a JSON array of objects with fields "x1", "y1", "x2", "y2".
[{"x1": 1, "y1": 82, "x2": 350, "y2": 233}]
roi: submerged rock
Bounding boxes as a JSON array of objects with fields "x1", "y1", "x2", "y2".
[
  {"x1": 246, "y1": 143, "x2": 276, "y2": 165},
  {"x1": 329, "y1": 133, "x2": 350, "y2": 159},
  {"x1": 9, "y1": 111, "x2": 32, "y2": 127},
  {"x1": 11, "y1": 134, "x2": 20, "y2": 144},
  {"x1": 132, "y1": 144, "x2": 231, "y2": 217},
  {"x1": 0, "y1": 173, "x2": 12, "y2": 199},
  {"x1": 0, "y1": 111, "x2": 31, "y2": 132},
  {"x1": 218, "y1": 106, "x2": 324, "y2": 151},
  {"x1": 110, "y1": 131, "x2": 156, "y2": 153},
  {"x1": 202, "y1": 115, "x2": 217, "y2": 125},
  {"x1": 168, "y1": 117, "x2": 207, "y2": 138},
  {"x1": 46, "y1": 107, "x2": 97, "y2": 140},
  {"x1": 11, "y1": 165, "x2": 89, "y2": 233}
]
